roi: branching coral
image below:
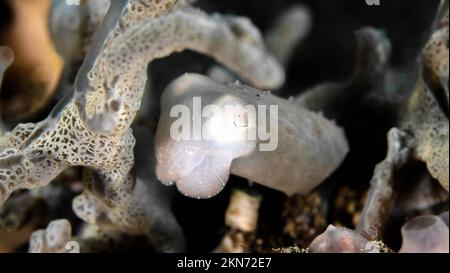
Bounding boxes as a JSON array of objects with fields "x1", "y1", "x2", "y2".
[
  {"x1": 0, "y1": 0, "x2": 282, "y2": 252},
  {"x1": 28, "y1": 219, "x2": 76, "y2": 253},
  {"x1": 155, "y1": 73, "x2": 348, "y2": 198},
  {"x1": 263, "y1": 4, "x2": 312, "y2": 68},
  {"x1": 295, "y1": 27, "x2": 392, "y2": 118},
  {"x1": 209, "y1": 4, "x2": 311, "y2": 88},
  {"x1": 357, "y1": 4, "x2": 449, "y2": 240}
]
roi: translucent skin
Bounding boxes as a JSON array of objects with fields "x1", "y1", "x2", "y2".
[
  {"x1": 155, "y1": 74, "x2": 349, "y2": 198},
  {"x1": 399, "y1": 215, "x2": 449, "y2": 253}
]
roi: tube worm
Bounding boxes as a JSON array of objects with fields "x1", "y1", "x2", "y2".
[
  {"x1": 399, "y1": 214, "x2": 449, "y2": 253},
  {"x1": 155, "y1": 73, "x2": 348, "y2": 198},
  {"x1": 209, "y1": 4, "x2": 311, "y2": 88},
  {"x1": 0, "y1": 0, "x2": 64, "y2": 120},
  {"x1": 28, "y1": 219, "x2": 77, "y2": 253}
]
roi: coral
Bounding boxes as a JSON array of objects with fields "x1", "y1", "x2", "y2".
[
  {"x1": 357, "y1": 128, "x2": 414, "y2": 239},
  {"x1": 294, "y1": 27, "x2": 392, "y2": 118},
  {"x1": 0, "y1": 0, "x2": 282, "y2": 252},
  {"x1": 28, "y1": 219, "x2": 75, "y2": 253},
  {"x1": 155, "y1": 73, "x2": 348, "y2": 198},
  {"x1": 0, "y1": 0, "x2": 445, "y2": 254},
  {"x1": 405, "y1": 10, "x2": 449, "y2": 191},
  {"x1": 0, "y1": 0, "x2": 64, "y2": 121},
  {"x1": 215, "y1": 190, "x2": 262, "y2": 253},
  {"x1": 264, "y1": 4, "x2": 312, "y2": 67},
  {"x1": 209, "y1": 4, "x2": 311, "y2": 88},
  {"x1": 399, "y1": 214, "x2": 449, "y2": 253},
  {"x1": 357, "y1": 4, "x2": 449, "y2": 240}
]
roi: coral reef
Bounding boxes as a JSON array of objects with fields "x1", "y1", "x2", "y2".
[
  {"x1": 0, "y1": 0, "x2": 447, "y2": 254},
  {"x1": 0, "y1": 0, "x2": 283, "y2": 252},
  {"x1": 357, "y1": 2, "x2": 449, "y2": 240}
]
